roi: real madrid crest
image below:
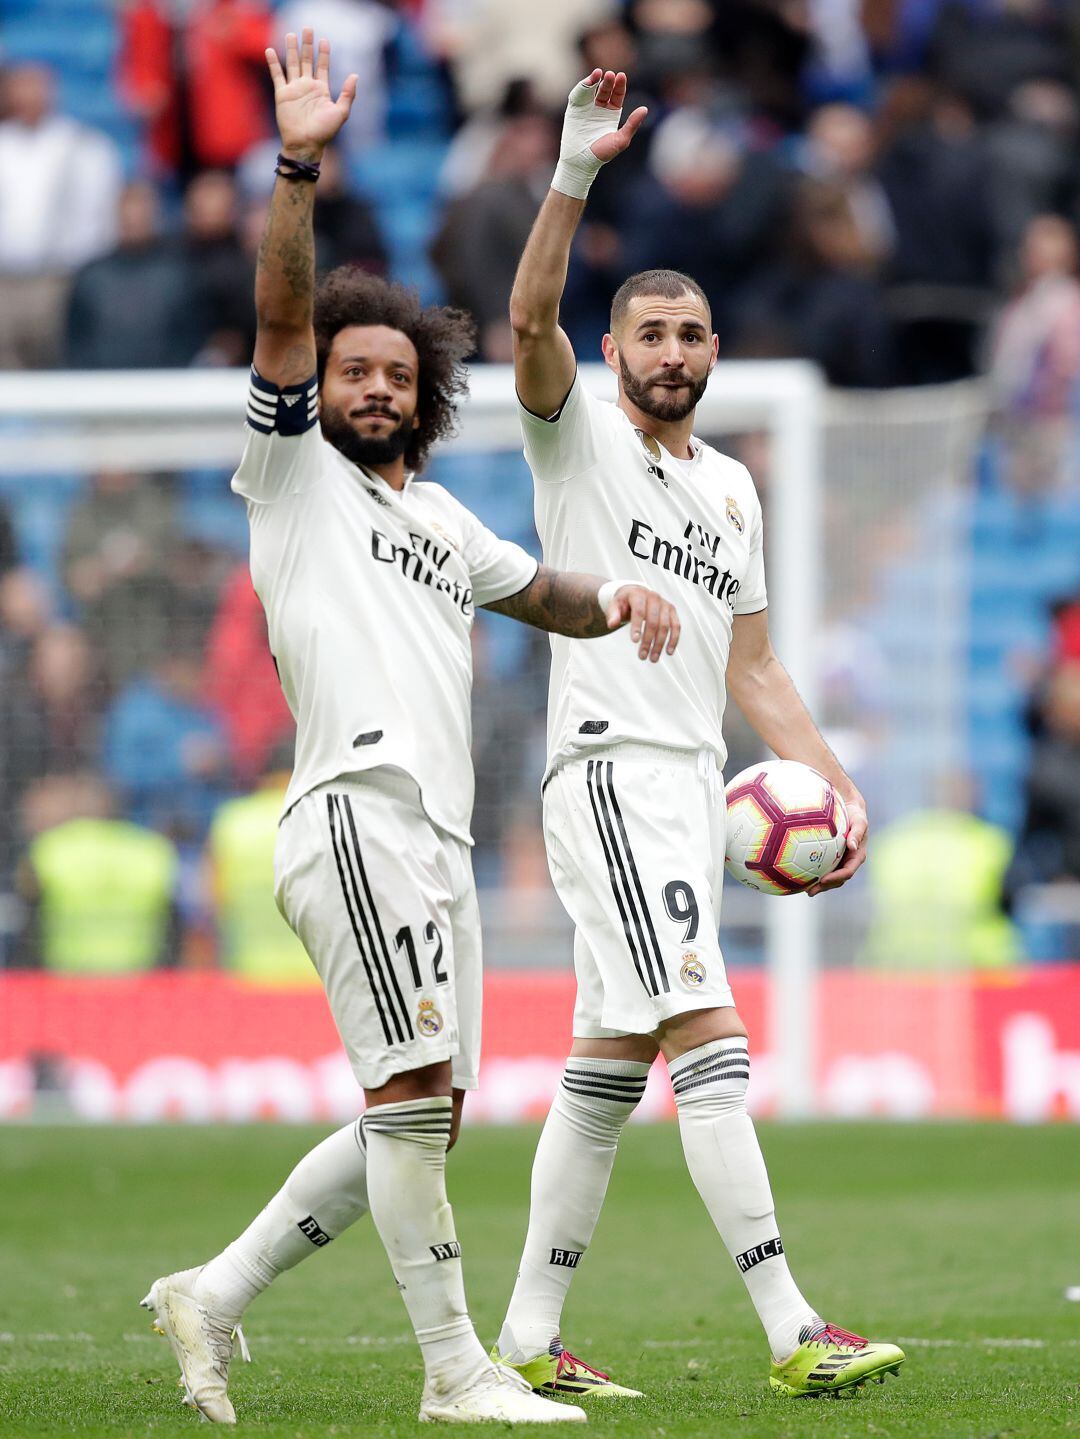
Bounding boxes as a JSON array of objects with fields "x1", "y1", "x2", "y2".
[
  {"x1": 635, "y1": 428, "x2": 662, "y2": 464},
  {"x1": 680, "y1": 951, "x2": 707, "y2": 987},
  {"x1": 430, "y1": 520, "x2": 460, "y2": 552},
  {"x1": 417, "y1": 999, "x2": 444, "y2": 1036},
  {"x1": 725, "y1": 496, "x2": 745, "y2": 534}
]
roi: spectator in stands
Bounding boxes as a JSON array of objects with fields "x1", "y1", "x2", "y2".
[
  {"x1": 615, "y1": 101, "x2": 791, "y2": 342},
  {"x1": 732, "y1": 178, "x2": 896, "y2": 386},
  {"x1": 991, "y1": 213, "x2": 1080, "y2": 422},
  {"x1": 205, "y1": 740, "x2": 317, "y2": 983},
  {"x1": 102, "y1": 631, "x2": 230, "y2": 845},
  {"x1": 26, "y1": 624, "x2": 105, "y2": 776},
  {"x1": 801, "y1": 104, "x2": 895, "y2": 268},
  {"x1": 16, "y1": 771, "x2": 180, "y2": 972},
  {"x1": 119, "y1": 0, "x2": 273, "y2": 179},
  {"x1": 876, "y1": 80, "x2": 995, "y2": 382},
  {"x1": 203, "y1": 563, "x2": 294, "y2": 785},
  {"x1": 991, "y1": 214, "x2": 1080, "y2": 491},
  {"x1": 65, "y1": 181, "x2": 208, "y2": 369},
  {"x1": 1005, "y1": 661, "x2": 1080, "y2": 903},
  {"x1": 704, "y1": 0, "x2": 814, "y2": 133},
  {"x1": 983, "y1": 80, "x2": 1080, "y2": 269},
  {"x1": 181, "y1": 170, "x2": 253, "y2": 366},
  {"x1": 0, "y1": 63, "x2": 123, "y2": 369},
  {"x1": 927, "y1": 0, "x2": 1071, "y2": 123},
  {"x1": 431, "y1": 111, "x2": 558, "y2": 359},
  {"x1": 430, "y1": 0, "x2": 617, "y2": 113},
  {"x1": 63, "y1": 469, "x2": 177, "y2": 691},
  {"x1": 0, "y1": 566, "x2": 51, "y2": 890},
  {"x1": 310, "y1": 145, "x2": 388, "y2": 273}
]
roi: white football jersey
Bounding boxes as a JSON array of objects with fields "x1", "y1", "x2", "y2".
[
  {"x1": 522, "y1": 375, "x2": 767, "y2": 774},
  {"x1": 234, "y1": 367, "x2": 538, "y2": 842}
]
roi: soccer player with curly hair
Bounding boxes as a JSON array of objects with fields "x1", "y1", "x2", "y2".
[{"x1": 140, "y1": 32, "x2": 679, "y2": 1426}]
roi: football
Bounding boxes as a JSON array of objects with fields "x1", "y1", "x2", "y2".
[{"x1": 724, "y1": 760, "x2": 849, "y2": 895}]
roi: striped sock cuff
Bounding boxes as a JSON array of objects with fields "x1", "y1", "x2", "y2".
[
  {"x1": 360, "y1": 1096, "x2": 453, "y2": 1146},
  {"x1": 560, "y1": 1057, "x2": 650, "y2": 1109},
  {"x1": 670, "y1": 1038, "x2": 750, "y2": 1102}
]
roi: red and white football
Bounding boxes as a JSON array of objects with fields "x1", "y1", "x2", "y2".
[{"x1": 724, "y1": 760, "x2": 848, "y2": 895}]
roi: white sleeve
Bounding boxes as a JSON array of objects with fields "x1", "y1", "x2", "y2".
[
  {"x1": 517, "y1": 371, "x2": 606, "y2": 483},
  {"x1": 459, "y1": 509, "x2": 539, "y2": 608},
  {"x1": 231, "y1": 367, "x2": 322, "y2": 504},
  {"x1": 734, "y1": 495, "x2": 768, "y2": 615}
]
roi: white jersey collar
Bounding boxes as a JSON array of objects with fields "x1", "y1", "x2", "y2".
[{"x1": 615, "y1": 404, "x2": 703, "y2": 471}]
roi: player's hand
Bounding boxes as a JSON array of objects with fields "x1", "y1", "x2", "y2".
[
  {"x1": 606, "y1": 584, "x2": 680, "y2": 662},
  {"x1": 265, "y1": 30, "x2": 358, "y2": 158},
  {"x1": 560, "y1": 67, "x2": 647, "y2": 166},
  {"x1": 807, "y1": 788, "x2": 868, "y2": 896}
]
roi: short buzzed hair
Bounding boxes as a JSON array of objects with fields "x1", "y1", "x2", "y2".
[{"x1": 610, "y1": 269, "x2": 712, "y2": 334}]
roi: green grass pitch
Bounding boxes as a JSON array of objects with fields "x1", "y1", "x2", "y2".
[{"x1": 1, "y1": 1121, "x2": 1077, "y2": 1437}]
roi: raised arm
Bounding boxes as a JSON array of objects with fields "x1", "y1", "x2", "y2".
[
  {"x1": 484, "y1": 567, "x2": 679, "y2": 662},
  {"x1": 254, "y1": 29, "x2": 357, "y2": 387},
  {"x1": 509, "y1": 70, "x2": 646, "y2": 418}
]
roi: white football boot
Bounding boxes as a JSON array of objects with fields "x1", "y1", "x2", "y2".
[
  {"x1": 419, "y1": 1360, "x2": 587, "y2": 1423},
  {"x1": 140, "y1": 1266, "x2": 251, "y2": 1424}
]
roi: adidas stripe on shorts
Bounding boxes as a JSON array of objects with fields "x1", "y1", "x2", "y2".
[
  {"x1": 274, "y1": 767, "x2": 481, "y2": 1091},
  {"x1": 543, "y1": 743, "x2": 734, "y2": 1038}
]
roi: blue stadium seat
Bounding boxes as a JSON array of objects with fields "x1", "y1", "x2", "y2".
[{"x1": 350, "y1": 140, "x2": 445, "y2": 203}]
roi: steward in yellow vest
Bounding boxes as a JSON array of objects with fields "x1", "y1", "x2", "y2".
[
  {"x1": 25, "y1": 814, "x2": 178, "y2": 973},
  {"x1": 207, "y1": 779, "x2": 316, "y2": 984},
  {"x1": 865, "y1": 808, "x2": 1019, "y2": 970}
]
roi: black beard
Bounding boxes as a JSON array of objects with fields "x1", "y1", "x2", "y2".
[
  {"x1": 320, "y1": 403, "x2": 410, "y2": 468},
  {"x1": 618, "y1": 355, "x2": 709, "y2": 422}
]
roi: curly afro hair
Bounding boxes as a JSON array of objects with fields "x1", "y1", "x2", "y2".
[{"x1": 313, "y1": 267, "x2": 476, "y2": 474}]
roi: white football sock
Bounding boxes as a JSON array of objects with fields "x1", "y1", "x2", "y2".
[
  {"x1": 672, "y1": 1038, "x2": 818, "y2": 1361},
  {"x1": 499, "y1": 1056, "x2": 651, "y2": 1362},
  {"x1": 194, "y1": 1119, "x2": 370, "y2": 1326},
  {"x1": 363, "y1": 1096, "x2": 490, "y2": 1395}
]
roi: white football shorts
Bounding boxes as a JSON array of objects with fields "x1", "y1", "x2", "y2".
[
  {"x1": 543, "y1": 743, "x2": 734, "y2": 1038},
  {"x1": 274, "y1": 768, "x2": 481, "y2": 1092}
]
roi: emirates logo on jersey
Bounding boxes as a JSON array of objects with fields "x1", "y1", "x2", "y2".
[{"x1": 627, "y1": 516, "x2": 741, "y2": 608}]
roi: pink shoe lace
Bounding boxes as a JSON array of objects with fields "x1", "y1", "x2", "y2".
[
  {"x1": 801, "y1": 1321, "x2": 869, "y2": 1350},
  {"x1": 557, "y1": 1351, "x2": 611, "y2": 1382}
]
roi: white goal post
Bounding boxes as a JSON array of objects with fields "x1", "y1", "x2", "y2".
[{"x1": 0, "y1": 359, "x2": 826, "y2": 1118}]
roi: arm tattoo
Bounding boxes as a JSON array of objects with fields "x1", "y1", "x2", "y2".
[
  {"x1": 483, "y1": 565, "x2": 609, "y2": 637},
  {"x1": 255, "y1": 175, "x2": 317, "y2": 339}
]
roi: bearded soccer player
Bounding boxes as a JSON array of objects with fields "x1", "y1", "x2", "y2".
[
  {"x1": 140, "y1": 36, "x2": 680, "y2": 1426},
  {"x1": 490, "y1": 70, "x2": 906, "y2": 1402}
]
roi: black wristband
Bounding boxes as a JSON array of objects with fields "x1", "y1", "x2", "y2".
[{"x1": 275, "y1": 152, "x2": 321, "y2": 182}]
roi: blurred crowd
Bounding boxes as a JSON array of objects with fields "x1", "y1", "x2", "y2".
[
  {"x1": 2, "y1": 0, "x2": 1080, "y2": 974},
  {"x1": 4, "y1": 0, "x2": 1080, "y2": 387}
]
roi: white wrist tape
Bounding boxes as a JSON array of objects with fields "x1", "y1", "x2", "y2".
[
  {"x1": 551, "y1": 77, "x2": 623, "y2": 200},
  {"x1": 598, "y1": 579, "x2": 637, "y2": 613}
]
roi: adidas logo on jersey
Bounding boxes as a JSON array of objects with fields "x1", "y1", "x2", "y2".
[{"x1": 282, "y1": 393, "x2": 301, "y2": 407}]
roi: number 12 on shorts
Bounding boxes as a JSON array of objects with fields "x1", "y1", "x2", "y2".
[{"x1": 394, "y1": 921, "x2": 449, "y2": 988}]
